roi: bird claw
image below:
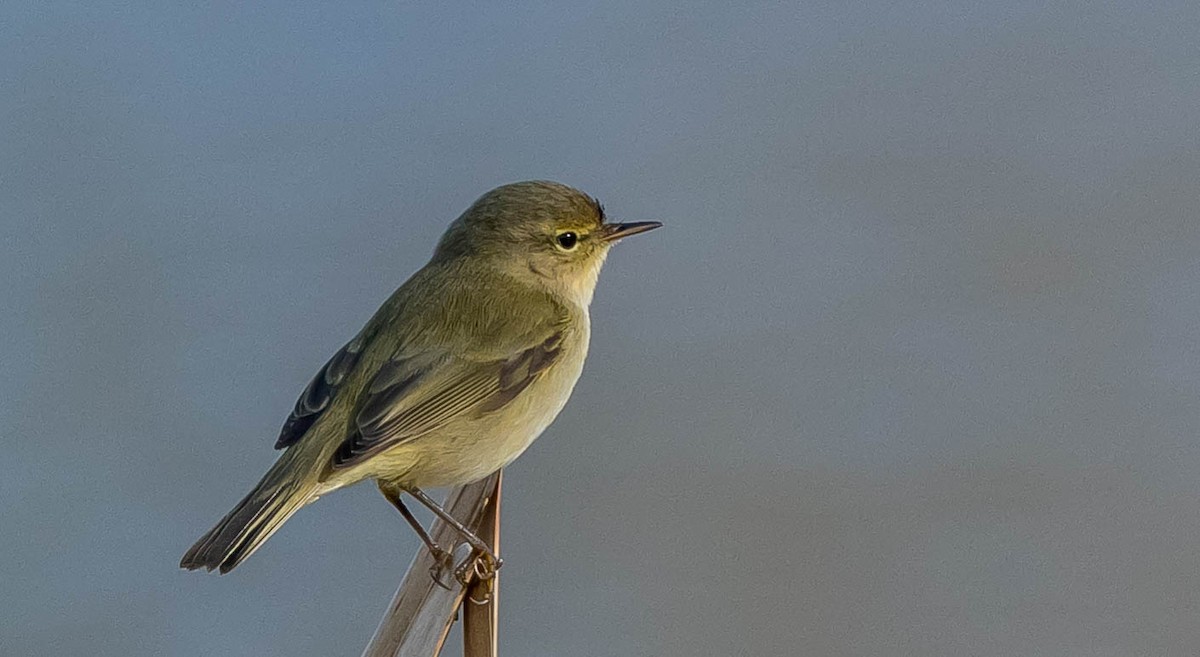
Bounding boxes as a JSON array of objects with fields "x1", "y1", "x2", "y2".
[
  {"x1": 455, "y1": 550, "x2": 502, "y2": 586},
  {"x1": 462, "y1": 552, "x2": 502, "y2": 604},
  {"x1": 427, "y1": 548, "x2": 456, "y2": 590},
  {"x1": 476, "y1": 553, "x2": 502, "y2": 580}
]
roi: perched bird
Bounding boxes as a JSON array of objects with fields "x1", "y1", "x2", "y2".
[{"x1": 181, "y1": 181, "x2": 660, "y2": 576}]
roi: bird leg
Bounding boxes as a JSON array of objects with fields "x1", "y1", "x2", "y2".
[
  {"x1": 403, "y1": 485, "x2": 502, "y2": 583},
  {"x1": 378, "y1": 482, "x2": 455, "y2": 589}
]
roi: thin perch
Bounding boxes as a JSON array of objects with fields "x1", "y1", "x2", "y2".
[{"x1": 361, "y1": 472, "x2": 501, "y2": 657}]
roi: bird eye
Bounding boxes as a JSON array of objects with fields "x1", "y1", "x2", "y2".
[{"x1": 555, "y1": 231, "x2": 579, "y2": 250}]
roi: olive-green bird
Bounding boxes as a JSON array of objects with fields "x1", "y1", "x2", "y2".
[{"x1": 180, "y1": 181, "x2": 660, "y2": 575}]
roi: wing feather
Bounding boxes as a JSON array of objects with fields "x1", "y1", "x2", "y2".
[
  {"x1": 274, "y1": 334, "x2": 366, "y2": 449},
  {"x1": 330, "y1": 330, "x2": 564, "y2": 468}
]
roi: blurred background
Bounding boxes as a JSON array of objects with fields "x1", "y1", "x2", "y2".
[{"x1": 4, "y1": 1, "x2": 1200, "y2": 655}]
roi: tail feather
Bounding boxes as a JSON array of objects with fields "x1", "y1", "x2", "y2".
[{"x1": 181, "y1": 460, "x2": 311, "y2": 574}]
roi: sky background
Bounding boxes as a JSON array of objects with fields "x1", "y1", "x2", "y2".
[{"x1": 5, "y1": 1, "x2": 1200, "y2": 655}]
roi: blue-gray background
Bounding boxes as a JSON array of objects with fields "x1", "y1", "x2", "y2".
[{"x1": 5, "y1": 2, "x2": 1200, "y2": 655}]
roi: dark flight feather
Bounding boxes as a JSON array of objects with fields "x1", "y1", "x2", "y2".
[{"x1": 274, "y1": 334, "x2": 365, "y2": 449}]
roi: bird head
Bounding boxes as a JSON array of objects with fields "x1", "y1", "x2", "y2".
[{"x1": 434, "y1": 180, "x2": 661, "y2": 306}]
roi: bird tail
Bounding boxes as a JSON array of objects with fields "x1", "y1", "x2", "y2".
[{"x1": 180, "y1": 454, "x2": 314, "y2": 574}]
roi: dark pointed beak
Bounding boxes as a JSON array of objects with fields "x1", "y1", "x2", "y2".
[{"x1": 601, "y1": 221, "x2": 663, "y2": 242}]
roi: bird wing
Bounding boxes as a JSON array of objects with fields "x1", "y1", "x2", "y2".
[
  {"x1": 275, "y1": 332, "x2": 367, "y2": 449},
  {"x1": 329, "y1": 329, "x2": 565, "y2": 468}
]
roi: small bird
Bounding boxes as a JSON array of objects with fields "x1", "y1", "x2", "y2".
[{"x1": 181, "y1": 180, "x2": 660, "y2": 576}]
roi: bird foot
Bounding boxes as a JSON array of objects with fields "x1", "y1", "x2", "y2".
[
  {"x1": 461, "y1": 551, "x2": 502, "y2": 604},
  {"x1": 455, "y1": 550, "x2": 502, "y2": 586},
  {"x1": 427, "y1": 547, "x2": 457, "y2": 590}
]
